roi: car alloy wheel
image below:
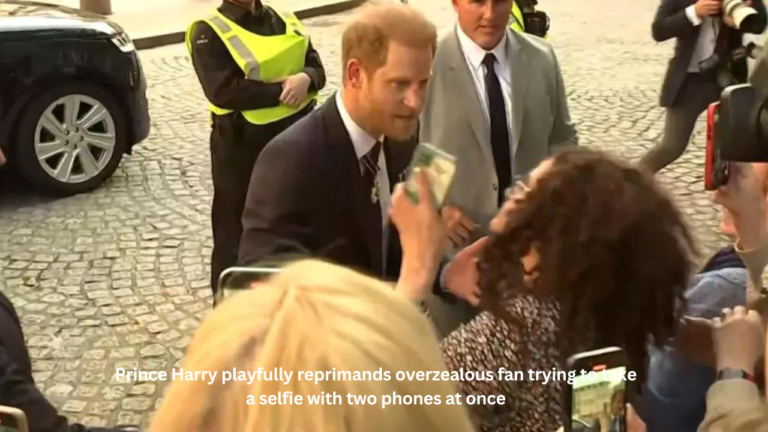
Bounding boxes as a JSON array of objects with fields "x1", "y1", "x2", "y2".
[{"x1": 34, "y1": 94, "x2": 117, "y2": 184}]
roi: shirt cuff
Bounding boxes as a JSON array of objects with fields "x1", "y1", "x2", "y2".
[
  {"x1": 439, "y1": 261, "x2": 450, "y2": 291},
  {"x1": 302, "y1": 67, "x2": 320, "y2": 93},
  {"x1": 686, "y1": 5, "x2": 702, "y2": 26}
]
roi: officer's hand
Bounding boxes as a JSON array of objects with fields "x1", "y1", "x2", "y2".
[
  {"x1": 0, "y1": 147, "x2": 5, "y2": 166},
  {"x1": 280, "y1": 73, "x2": 311, "y2": 108}
]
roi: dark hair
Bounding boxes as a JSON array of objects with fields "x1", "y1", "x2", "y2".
[{"x1": 478, "y1": 149, "x2": 696, "y2": 386}]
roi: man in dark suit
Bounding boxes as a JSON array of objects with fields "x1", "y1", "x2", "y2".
[
  {"x1": 238, "y1": 3, "x2": 437, "y2": 280},
  {"x1": 640, "y1": 0, "x2": 766, "y2": 173}
]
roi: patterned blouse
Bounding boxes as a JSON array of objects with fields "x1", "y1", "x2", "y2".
[{"x1": 440, "y1": 293, "x2": 576, "y2": 432}]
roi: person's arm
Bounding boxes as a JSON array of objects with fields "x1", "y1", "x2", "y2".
[
  {"x1": 302, "y1": 39, "x2": 326, "y2": 93},
  {"x1": 238, "y1": 137, "x2": 315, "y2": 266},
  {"x1": 0, "y1": 346, "x2": 70, "y2": 432},
  {"x1": 190, "y1": 22, "x2": 283, "y2": 111},
  {"x1": 697, "y1": 381, "x2": 768, "y2": 432},
  {"x1": 734, "y1": 241, "x2": 768, "y2": 317},
  {"x1": 652, "y1": 0, "x2": 699, "y2": 42},
  {"x1": 548, "y1": 45, "x2": 578, "y2": 148}
]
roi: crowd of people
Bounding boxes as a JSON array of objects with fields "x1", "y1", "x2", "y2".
[{"x1": 2, "y1": 0, "x2": 768, "y2": 431}]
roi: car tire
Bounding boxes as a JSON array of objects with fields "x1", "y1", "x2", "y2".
[{"x1": 15, "y1": 82, "x2": 128, "y2": 196}]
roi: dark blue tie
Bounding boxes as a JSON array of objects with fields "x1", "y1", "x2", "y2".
[{"x1": 483, "y1": 53, "x2": 512, "y2": 207}]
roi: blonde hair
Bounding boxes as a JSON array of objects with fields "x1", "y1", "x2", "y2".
[
  {"x1": 147, "y1": 260, "x2": 475, "y2": 432},
  {"x1": 341, "y1": 3, "x2": 437, "y2": 78}
]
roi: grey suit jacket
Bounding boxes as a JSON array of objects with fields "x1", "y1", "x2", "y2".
[{"x1": 420, "y1": 27, "x2": 578, "y2": 236}]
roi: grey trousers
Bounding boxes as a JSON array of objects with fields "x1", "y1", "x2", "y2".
[{"x1": 641, "y1": 73, "x2": 722, "y2": 173}]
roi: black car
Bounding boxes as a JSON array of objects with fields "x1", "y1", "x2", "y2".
[{"x1": 0, "y1": 0, "x2": 150, "y2": 195}]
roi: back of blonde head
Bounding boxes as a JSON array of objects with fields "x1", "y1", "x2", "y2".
[{"x1": 147, "y1": 260, "x2": 475, "y2": 432}]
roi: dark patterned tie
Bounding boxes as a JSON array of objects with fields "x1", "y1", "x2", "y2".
[
  {"x1": 362, "y1": 141, "x2": 382, "y2": 204},
  {"x1": 483, "y1": 53, "x2": 512, "y2": 207}
]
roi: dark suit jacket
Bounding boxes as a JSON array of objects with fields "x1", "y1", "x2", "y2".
[
  {"x1": 653, "y1": 0, "x2": 767, "y2": 107},
  {"x1": 238, "y1": 95, "x2": 415, "y2": 281}
]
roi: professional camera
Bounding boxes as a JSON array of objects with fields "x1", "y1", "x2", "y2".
[
  {"x1": 517, "y1": 0, "x2": 550, "y2": 38},
  {"x1": 705, "y1": 43, "x2": 768, "y2": 189},
  {"x1": 723, "y1": 0, "x2": 763, "y2": 33}
]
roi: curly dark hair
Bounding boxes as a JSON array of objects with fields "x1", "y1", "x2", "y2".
[{"x1": 478, "y1": 148, "x2": 697, "y2": 386}]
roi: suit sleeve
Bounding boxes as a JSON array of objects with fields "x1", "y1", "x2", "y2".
[
  {"x1": 238, "y1": 136, "x2": 315, "y2": 266},
  {"x1": 0, "y1": 346, "x2": 71, "y2": 432},
  {"x1": 651, "y1": 0, "x2": 698, "y2": 42},
  {"x1": 548, "y1": 45, "x2": 578, "y2": 148},
  {"x1": 190, "y1": 22, "x2": 283, "y2": 111}
]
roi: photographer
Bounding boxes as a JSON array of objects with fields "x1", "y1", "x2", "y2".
[
  {"x1": 640, "y1": 0, "x2": 767, "y2": 173},
  {"x1": 696, "y1": 162, "x2": 768, "y2": 430}
]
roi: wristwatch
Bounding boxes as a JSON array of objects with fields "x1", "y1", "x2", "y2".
[{"x1": 717, "y1": 368, "x2": 756, "y2": 383}]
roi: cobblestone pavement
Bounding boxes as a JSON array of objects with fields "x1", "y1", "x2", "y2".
[{"x1": 0, "y1": 0, "x2": 736, "y2": 428}]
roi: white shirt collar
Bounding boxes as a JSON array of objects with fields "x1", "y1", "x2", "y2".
[
  {"x1": 455, "y1": 24, "x2": 508, "y2": 70},
  {"x1": 335, "y1": 91, "x2": 382, "y2": 160}
]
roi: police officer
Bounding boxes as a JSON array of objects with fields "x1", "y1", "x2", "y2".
[
  {"x1": 509, "y1": 0, "x2": 550, "y2": 38},
  {"x1": 187, "y1": 0, "x2": 326, "y2": 296},
  {"x1": 510, "y1": 1, "x2": 525, "y2": 33}
]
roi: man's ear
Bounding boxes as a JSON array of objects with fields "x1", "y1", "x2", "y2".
[{"x1": 346, "y1": 60, "x2": 365, "y2": 89}]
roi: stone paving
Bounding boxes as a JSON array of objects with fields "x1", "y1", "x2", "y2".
[{"x1": 0, "y1": 0, "x2": 739, "y2": 428}]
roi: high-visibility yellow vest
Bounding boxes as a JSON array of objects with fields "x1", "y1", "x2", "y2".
[
  {"x1": 509, "y1": 2, "x2": 550, "y2": 40},
  {"x1": 186, "y1": 9, "x2": 317, "y2": 125},
  {"x1": 510, "y1": 2, "x2": 525, "y2": 34}
]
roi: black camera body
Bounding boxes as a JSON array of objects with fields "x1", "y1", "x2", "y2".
[
  {"x1": 717, "y1": 84, "x2": 768, "y2": 162},
  {"x1": 516, "y1": 0, "x2": 551, "y2": 39},
  {"x1": 705, "y1": 42, "x2": 768, "y2": 189},
  {"x1": 716, "y1": 46, "x2": 768, "y2": 162}
]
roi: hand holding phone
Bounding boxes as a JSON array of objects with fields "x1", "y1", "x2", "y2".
[
  {"x1": 565, "y1": 347, "x2": 629, "y2": 432},
  {"x1": 405, "y1": 143, "x2": 457, "y2": 208}
]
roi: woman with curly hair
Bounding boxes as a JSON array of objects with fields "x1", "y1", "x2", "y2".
[{"x1": 391, "y1": 148, "x2": 697, "y2": 432}]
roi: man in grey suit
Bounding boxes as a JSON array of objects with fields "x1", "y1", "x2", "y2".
[
  {"x1": 419, "y1": 0, "x2": 577, "y2": 335},
  {"x1": 422, "y1": 0, "x2": 576, "y2": 248}
]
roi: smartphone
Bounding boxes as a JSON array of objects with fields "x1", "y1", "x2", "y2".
[
  {"x1": 705, "y1": 101, "x2": 730, "y2": 191},
  {"x1": 405, "y1": 143, "x2": 458, "y2": 209},
  {"x1": 0, "y1": 406, "x2": 28, "y2": 432},
  {"x1": 215, "y1": 266, "x2": 281, "y2": 305},
  {"x1": 564, "y1": 347, "x2": 628, "y2": 432}
]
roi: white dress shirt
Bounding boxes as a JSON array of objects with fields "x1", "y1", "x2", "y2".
[
  {"x1": 335, "y1": 92, "x2": 391, "y2": 269},
  {"x1": 456, "y1": 25, "x2": 515, "y2": 153},
  {"x1": 686, "y1": 6, "x2": 720, "y2": 72}
]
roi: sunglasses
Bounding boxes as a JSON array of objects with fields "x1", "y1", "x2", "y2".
[{"x1": 504, "y1": 174, "x2": 531, "y2": 200}]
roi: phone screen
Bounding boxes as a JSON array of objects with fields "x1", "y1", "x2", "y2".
[{"x1": 569, "y1": 366, "x2": 627, "y2": 432}]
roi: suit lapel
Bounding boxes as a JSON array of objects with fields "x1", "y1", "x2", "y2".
[
  {"x1": 446, "y1": 28, "x2": 495, "y2": 168},
  {"x1": 383, "y1": 136, "x2": 414, "y2": 189},
  {"x1": 381, "y1": 136, "x2": 416, "y2": 279},
  {"x1": 322, "y1": 95, "x2": 383, "y2": 276},
  {"x1": 506, "y1": 31, "x2": 528, "y2": 156}
]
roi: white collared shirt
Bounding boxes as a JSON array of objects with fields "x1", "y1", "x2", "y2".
[
  {"x1": 456, "y1": 25, "x2": 515, "y2": 153},
  {"x1": 335, "y1": 92, "x2": 391, "y2": 269},
  {"x1": 686, "y1": 6, "x2": 719, "y2": 72}
]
